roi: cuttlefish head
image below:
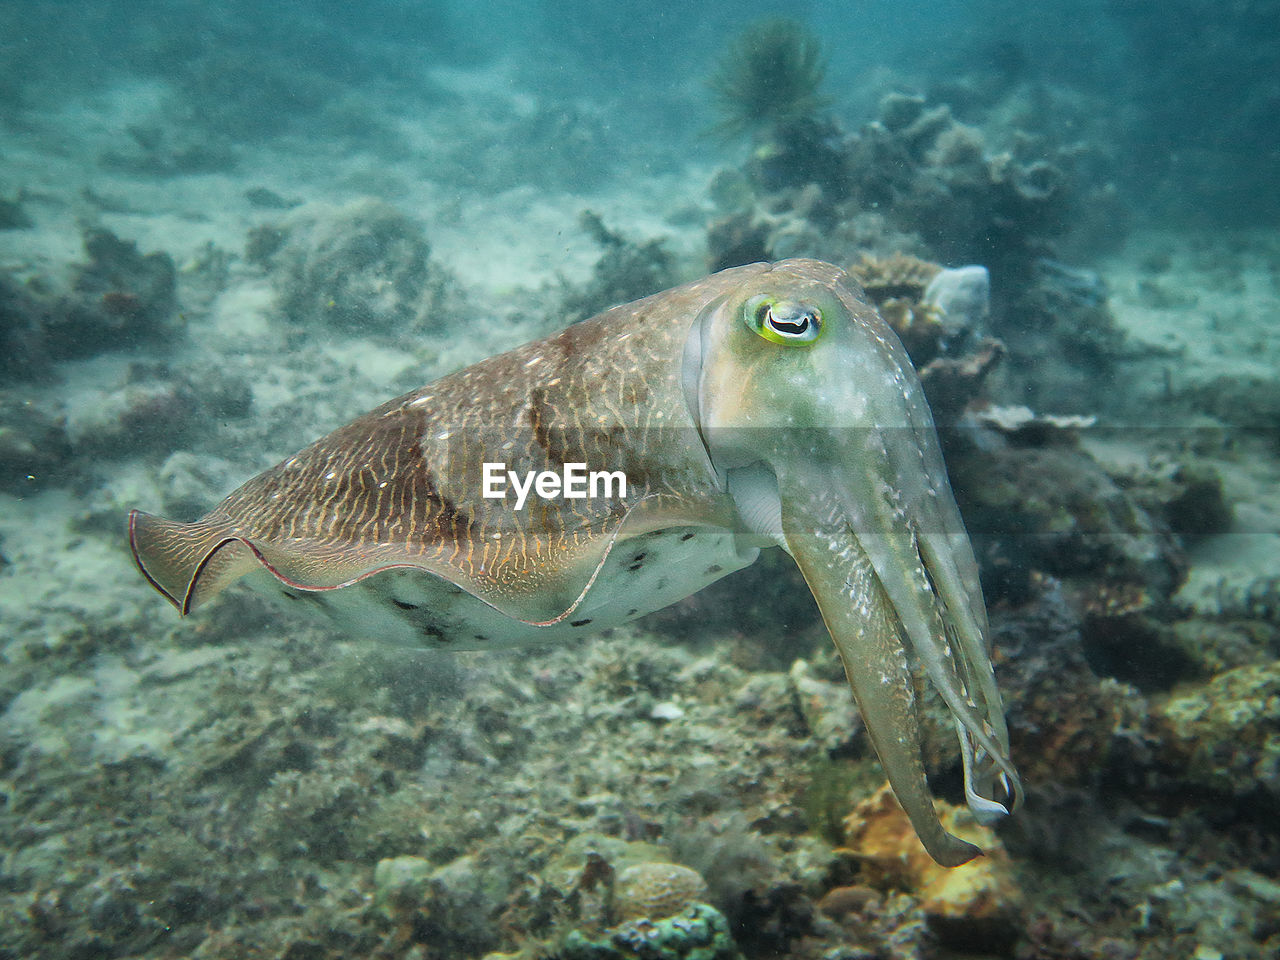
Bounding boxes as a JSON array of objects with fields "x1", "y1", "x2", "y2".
[{"x1": 684, "y1": 259, "x2": 1022, "y2": 866}]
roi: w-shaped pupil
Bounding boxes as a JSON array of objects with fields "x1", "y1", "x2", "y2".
[{"x1": 771, "y1": 313, "x2": 812, "y2": 335}]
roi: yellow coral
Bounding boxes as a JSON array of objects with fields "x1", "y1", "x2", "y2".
[
  {"x1": 877, "y1": 297, "x2": 944, "y2": 340},
  {"x1": 838, "y1": 784, "x2": 1021, "y2": 925}
]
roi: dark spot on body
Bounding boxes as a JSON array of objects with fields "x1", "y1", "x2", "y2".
[
  {"x1": 474, "y1": 634, "x2": 489, "y2": 642},
  {"x1": 680, "y1": 532, "x2": 695, "y2": 541},
  {"x1": 628, "y1": 562, "x2": 644, "y2": 572},
  {"x1": 281, "y1": 590, "x2": 300, "y2": 600},
  {"x1": 392, "y1": 598, "x2": 420, "y2": 610},
  {"x1": 571, "y1": 618, "x2": 593, "y2": 627},
  {"x1": 705, "y1": 564, "x2": 723, "y2": 575},
  {"x1": 417, "y1": 465, "x2": 474, "y2": 542},
  {"x1": 631, "y1": 552, "x2": 647, "y2": 563},
  {"x1": 626, "y1": 608, "x2": 638, "y2": 617}
]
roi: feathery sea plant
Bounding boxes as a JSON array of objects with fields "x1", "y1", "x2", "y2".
[{"x1": 708, "y1": 18, "x2": 830, "y2": 141}]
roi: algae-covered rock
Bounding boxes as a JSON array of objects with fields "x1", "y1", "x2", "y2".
[
  {"x1": 1119, "y1": 457, "x2": 1234, "y2": 540},
  {"x1": 559, "y1": 212, "x2": 676, "y2": 324},
  {"x1": 949, "y1": 435, "x2": 1186, "y2": 607},
  {"x1": 372, "y1": 855, "x2": 434, "y2": 919},
  {"x1": 371, "y1": 852, "x2": 507, "y2": 956},
  {"x1": 1156, "y1": 662, "x2": 1280, "y2": 803},
  {"x1": 787, "y1": 658, "x2": 862, "y2": 755},
  {"x1": 250, "y1": 198, "x2": 459, "y2": 336},
  {"x1": 561, "y1": 903, "x2": 740, "y2": 960},
  {"x1": 38, "y1": 229, "x2": 180, "y2": 361},
  {"x1": 0, "y1": 394, "x2": 70, "y2": 491}
]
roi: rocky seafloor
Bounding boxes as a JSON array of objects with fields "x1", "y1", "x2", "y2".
[{"x1": 3, "y1": 17, "x2": 1280, "y2": 960}]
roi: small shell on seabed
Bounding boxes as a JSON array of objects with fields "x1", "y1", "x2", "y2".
[{"x1": 611, "y1": 862, "x2": 709, "y2": 923}]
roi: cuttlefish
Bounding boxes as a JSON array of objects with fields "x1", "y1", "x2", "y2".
[{"x1": 129, "y1": 258, "x2": 1021, "y2": 865}]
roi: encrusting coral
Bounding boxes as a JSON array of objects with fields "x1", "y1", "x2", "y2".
[
  {"x1": 844, "y1": 252, "x2": 1001, "y2": 420},
  {"x1": 847, "y1": 251, "x2": 943, "y2": 297},
  {"x1": 847, "y1": 252, "x2": 947, "y2": 364},
  {"x1": 559, "y1": 903, "x2": 740, "y2": 960}
]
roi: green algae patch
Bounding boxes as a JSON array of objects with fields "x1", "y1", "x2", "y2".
[{"x1": 1157, "y1": 662, "x2": 1280, "y2": 799}]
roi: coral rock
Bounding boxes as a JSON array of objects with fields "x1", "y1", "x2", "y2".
[
  {"x1": 877, "y1": 92, "x2": 926, "y2": 132},
  {"x1": 36, "y1": 229, "x2": 180, "y2": 361},
  {"x1": 252, "y1": 198, "x2": 457, "y2": 336},
  {"x1": 840, "y1": 784, "x2": 1021, "y2": 949},
  {"x1": 706, "y1": 211, "x2": 772, "y2": 273},
  {"x1": 0, "y1": 395, "x2": 70, "y2": 491},
  {"x1": 1155, "y1": 662, "x2": 1280, "y2": 803},
  {"x1": 64, "y1": 368, "x2": 251, "y2": 460},
  {"x1": 847, "y1": 253, "x2": 995, "y2": 369},
  {"x1": 612, "y1": 862, "x2": 709, "y2": 924},
  {"x1": 847, "y1": 252, "x2": 942, "y2": 299},
  {"x1": 563, "y1": 903, "x2": 739, "y2": 960},
  {"x1": 922, "y1": 264, "x2": 990, "y2": 344},
  {"x1": 848, "y1": 254, "x2": 992, "y2": 367},
  {"x1": 561, "y1": 212, "x2": 676, "y2": 323},
  {"x1": 787, "y1": 658, "x2": 862, "y2": 754},
  {"x1": 917, "y1": 338, "x2": 1004, "y2": 427}
]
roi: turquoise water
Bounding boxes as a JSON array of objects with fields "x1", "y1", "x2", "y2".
[{"x1": 1, "y1": 3, "x2": 1278, "y2": 958}]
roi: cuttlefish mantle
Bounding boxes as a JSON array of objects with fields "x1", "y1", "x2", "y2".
[{"x1": 129, "y1": 258, "x2": 1022, "y2": 866}]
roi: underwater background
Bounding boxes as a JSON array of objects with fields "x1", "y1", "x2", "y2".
[{"x1": 2, "y1": 1, "x2": 1279, "y2": 957}]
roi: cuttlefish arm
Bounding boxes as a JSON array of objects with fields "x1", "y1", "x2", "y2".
[
  {"x1": 782, "y1": 490, "x2": 980, "y2": 865},
  {"x1": 782, "y1": 484, "x2": 1017, "y2": 865}
]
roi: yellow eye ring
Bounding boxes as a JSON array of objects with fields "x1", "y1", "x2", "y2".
[{"x1": 744, "y1": 295, "x2": 823, "y2": 345}]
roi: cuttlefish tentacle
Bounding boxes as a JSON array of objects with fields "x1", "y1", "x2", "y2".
[
  {"x1": 781, "y1": 486, "x2": 983, "y2": 866},
  {"x1": 834, "y1": 512, "x2": 1021, "y2": 824},
  {"x1": 915, "y1": 531, "x2": 1023, "y2": 815}
]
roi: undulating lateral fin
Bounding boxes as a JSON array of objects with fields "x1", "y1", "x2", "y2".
[
  {"x1": 128, "y1": 499, "x2": 694, "y2": 625},
  {"x1": 128, "y1": 510, "x2": 259, "y2": 614}
]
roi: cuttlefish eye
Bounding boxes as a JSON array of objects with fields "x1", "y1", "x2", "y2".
[{"x1": 744, "y1": 295, "x2": 823, "y2": 345}]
